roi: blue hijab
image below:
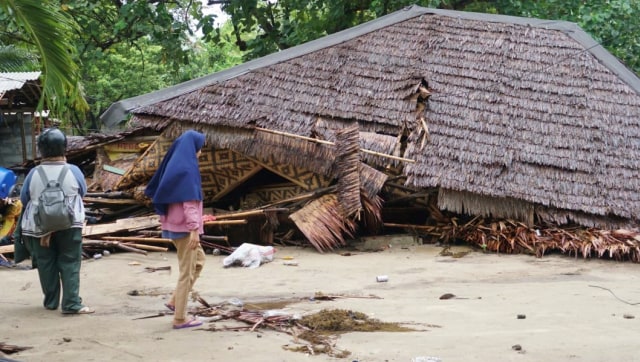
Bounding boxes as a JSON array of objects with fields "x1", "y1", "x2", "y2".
[{"x1": 144, "y1": 130, "x2": 206, "y2": 215}]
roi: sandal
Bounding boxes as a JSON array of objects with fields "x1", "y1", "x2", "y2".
[
  {"x1": 164, "y1": 303, "x2": 175, "y2": 312},
  {"x1": 173, "y1": 318, "x2": 202, "y2": 329},
  {"x1": 62, "y1": 306, "x2": 95, "y2": 314}
]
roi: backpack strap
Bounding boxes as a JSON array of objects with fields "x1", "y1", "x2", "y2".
[
  {"x1": 35, "y1": 165, "x2": 48, "y2": 186},
  {"x1": 35, "y1": 164, "x2": 70, "y2": 186},
  {"x1": 57, "y1": 164, "x2": 70, "y2": 185}
]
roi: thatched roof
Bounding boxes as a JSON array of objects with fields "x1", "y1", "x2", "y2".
[{"x1": 105, "y1": 6, "x2": 640, "y2": 226}]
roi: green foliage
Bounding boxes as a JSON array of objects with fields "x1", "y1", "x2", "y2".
[
  {"x1": 63, "y1": 0, "x2": 239, "y2": 131},
  {"x1": 0, "y1": 45, "x2": 39, "y2": 72},
  {"x1": 0, "y1": 0, "x2": 88, "y2": 118}
]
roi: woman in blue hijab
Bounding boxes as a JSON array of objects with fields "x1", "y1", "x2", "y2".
[{"x1": 145, "y1": 130, "x2": 207, "y2": 329}]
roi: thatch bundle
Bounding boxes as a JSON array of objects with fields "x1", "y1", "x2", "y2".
[
  {"x1": 424, "y1": 207, "x2": 640, "y2": 262},
  {"x1": 335, "y1": 124, "x2": 362, "y2": 217},
  {"x1": 289, "y1": 194, "x2": 357, "y2": 252}
]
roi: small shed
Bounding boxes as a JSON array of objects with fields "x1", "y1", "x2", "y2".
[{"x1": 0, "y1": 71, "x2": 43, "y2": 169}]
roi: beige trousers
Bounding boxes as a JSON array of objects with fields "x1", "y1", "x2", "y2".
[{"x1": 170, "y1": 234, "x2": 206, "y2": 323}]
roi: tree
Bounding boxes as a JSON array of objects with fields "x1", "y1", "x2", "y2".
[
  {"x1": 62, "y1": 0, "x2": 241, "y2": 131},
  {"x1": 0, "y1": 0, "x2": 88, "y2": 118}
]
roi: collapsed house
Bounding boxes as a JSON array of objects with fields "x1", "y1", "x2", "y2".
[{"x1": 87, "y1": 6, "x2": 640, "y2": 257}]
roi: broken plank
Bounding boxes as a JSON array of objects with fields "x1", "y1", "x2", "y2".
[
  {"x1": 83, "y1": 197, "x2": 141, "y2": 205},
  {"x1": 83, "y1": 215, "x2": 160, "y2": 237}
]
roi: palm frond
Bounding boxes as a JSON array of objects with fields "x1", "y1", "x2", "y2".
[
  {"x1": 0, "y1": 0, "x2": 88, "y2": 114},
  {"x1": 0, "y1": 45, "x2": 39, "y2": 72}
]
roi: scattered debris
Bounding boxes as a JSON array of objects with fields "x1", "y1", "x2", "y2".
[
  {"x1": 144, "y1": 266, "x2": 171, "y2": 273},
  {"x1": 439, "y1": 293, "x2": 479, "y2": 300},
  {"x1": 0, "y1": 342, "x2": 32, "y2": 355},
  {"x1": 375, "y1": 275, "x2": 389, "y2": 282}
]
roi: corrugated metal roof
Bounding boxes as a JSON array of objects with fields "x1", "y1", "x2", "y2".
[{"x1": 0, "y1": 71, "x2": 41, "y2": 93}]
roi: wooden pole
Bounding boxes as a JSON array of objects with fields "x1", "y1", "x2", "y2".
[
  {"x1": 83, "y1": 239, "x2": 148, "y2": 255},
  {"x1": 215, "y1": 208, "x2": 288, "y2": 220},
  {"x1": 122, "y1": 243, "x2": 168, "y2": 252},
  {"x1": 200, "y1": 235, "x2": 229, "y2": 242},
  {"x1": 204, "y1": 219, "x2": 248, "y2": 226},
  {"x1": 383, "y1": 223, "x2": 435, "y2": 230},
  {"x1": 255, "y1": 127, "x2": 415, "y2": 163},
  {"x1": 100, "y1": 236, "x2": 173, "y2": 243}
]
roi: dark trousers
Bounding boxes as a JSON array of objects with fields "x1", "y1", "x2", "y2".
[{"x1": 24, "y1": 228, "x2": 84, "y2": 312}]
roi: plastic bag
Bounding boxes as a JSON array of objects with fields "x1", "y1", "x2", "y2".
[{"x1": 222, "y1": 243, "x2": 276, "y2": 269}]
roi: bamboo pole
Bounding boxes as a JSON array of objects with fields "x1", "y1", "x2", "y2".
[
  {"x1": 255, "y1": 127, "x2": 415, "y2": 163},
  {"x1": 200, "y1": 240, "x2": 234, "y2": 253},
  {"x1": 383, "y1": 223, "x2": 435, "y2": 230},
  {"x1": 215, "y1": 208, "x2": 288, "y2": 220},
  {"x1": 204, "y1": 219, "x2": 248, "y2": 226},
  {"x1": 137, "y1": 230, "x2": 229, "y2": 242},
  {"x1": 122, "y1": 243, "x2": 168, "y2": 252},
  {"x1": 100, "y1": 236, "x2": 173, "y2": 243},
  {"x1": 200, "y1": 235, "x2": 229, "y2": 243},
  {"x1": 83, "y1": 239, "x2": 148, "y2": 255},
  {"x1": 0, "y1": 245, "x2": 14, "y2": 254}
]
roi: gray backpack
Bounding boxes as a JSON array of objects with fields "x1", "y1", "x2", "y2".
[{"x1": 35, "y1": 165, "x2": 73, "y2": 232}]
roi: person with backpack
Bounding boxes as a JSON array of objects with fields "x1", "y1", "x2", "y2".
[
  {"x1": 20, "y1": 128, "x2": 93, "y2": 314},
  {"x1": 145, "y1": 130, "x2": 207, "y2": 329}
]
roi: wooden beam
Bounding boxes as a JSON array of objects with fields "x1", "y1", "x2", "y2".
[{"x1": 255, "y1": 127, "x2": 415, "y2": 163}]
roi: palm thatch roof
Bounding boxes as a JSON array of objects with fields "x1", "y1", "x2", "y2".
[{"x1": 103, "y1": 6, "x2": 640, "y2": 228}]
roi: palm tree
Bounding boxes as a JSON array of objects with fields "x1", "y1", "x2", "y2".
[{"x1": 0, "y1": 0, "x2": 88, "y2": 115}]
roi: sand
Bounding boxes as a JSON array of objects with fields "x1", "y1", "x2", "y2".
[{"x1": 2, "y1": 241, "x2": 640, "y2": 362}]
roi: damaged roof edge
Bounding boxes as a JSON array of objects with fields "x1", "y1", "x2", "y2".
[
  {"x1": 100, "y1": 5, "x2": 640, "y2": 128},
  {"x1": 99, "y1": 6, "x2": 430, "y2": 128}
]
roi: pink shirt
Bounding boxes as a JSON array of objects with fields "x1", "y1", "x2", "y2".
[{"x1": 159, "y1": 200, "x2": 204, "y2": 234}]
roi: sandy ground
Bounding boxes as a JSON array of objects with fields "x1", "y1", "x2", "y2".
[{"x1": 2, "y1": 239, "x2": 640, "y2": 362}]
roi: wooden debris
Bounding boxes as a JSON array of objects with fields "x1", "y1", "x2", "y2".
[
  {"x1": 83, "y1": 215, "x2": 160, "y2": 237},
  {"x1": 204, "y1": 219, "x2": 248, "y2": 226},
  {"x1": 410, "y1": 209, "x2": 640, "y2": 262},
  {"x1": 144, "y1": 266, "x2": 171, "y2": 272},
  {"x1": 290, "y1": 194, "x2": 356, "y2": 252},
  {"x1": 254, "y1": 127, "x2": 415, "y2": 163},
  {"x1": 0, "y1": 244, "x2": 14, "y2": 255},
  {"x1": 122, "y1": 243, "x2": 168, "y2": 252},
  {"x1": 0, "y1": 342, "x2": 32, "y2": 354},
  {"x1": 83, "y1": 239, "x2": 147, "y2": 255},
  {"x1": 215, "y1": 208, "x2": 288, "y2": 220},
  {"x1": 191, "y1": 295, "x2": 417, "y2": 358},
  {"x1": 100, "y1": 236, "x2": 172, "y2": 244}
]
